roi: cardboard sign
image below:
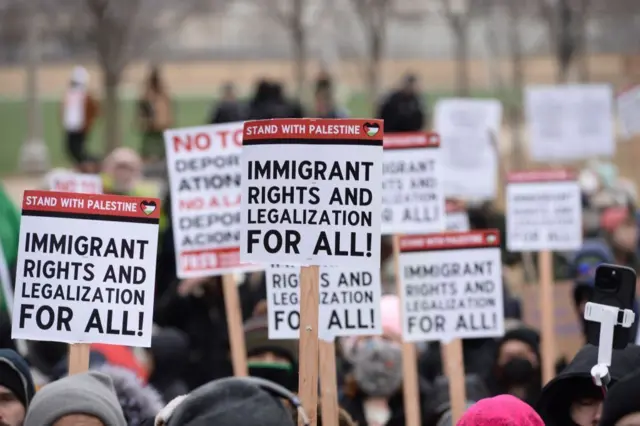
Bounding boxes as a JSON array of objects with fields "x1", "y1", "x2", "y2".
[
  {"x1": 617, "y1": 85, "x2": 640, "y2": 139},
  {"x1": 382, "y1": 132, "x2": 445, "y2": 235},
  {"x1": 240, "y1": 119, "x2": 383, "y2": 267},
  {"x1": 445, "y1": 200, "x2": 470, "y2": 232},
  {"x1": 506, "y1": 170, "x2": 582, "y2": 252},
  {"x1": 398, "y1": 230, "x2": 504, "y2": 342},
  {"x1": 434, "y1": 98, "x2": 502, "y2": 200},
  {"x1": 266, "y1": 265, "x2": 382, "y2": 339},
  {"x1": 525, "y1": 84, "x2": 614, "y2": 161},
  {"x1": 165, "y1": 123, "x2": 261, "y2": 278},
  {"x1": 48, "y1": 171, "x2": 102, "y2": 194},
  {"x1": 11, "y1": 191, "x2": 160, "y2": 347}
]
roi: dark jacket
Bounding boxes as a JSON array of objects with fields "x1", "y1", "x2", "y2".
[
  {"x1": 209, "y1": 100, "x2": 245, "y2": 124},
  {"x1": 377, "y1": 90, "x2": 424, "y2": 133},
  {"x1": 339, "y1": 377, "x2": 433, "y2": 426},
  {"x1": 537, "y1": 344, "x2": 640, "y2": 426}
]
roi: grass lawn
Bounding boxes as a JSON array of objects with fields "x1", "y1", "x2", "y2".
[{"x1": 0, "y1": 89, "x2": 519, "y2": 176}]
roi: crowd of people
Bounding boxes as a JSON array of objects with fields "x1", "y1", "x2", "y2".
[{"x1": 2, "y1": 65, "x2": 640, "y2": 426}]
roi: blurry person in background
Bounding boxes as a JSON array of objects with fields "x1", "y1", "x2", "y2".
[
  {"x1": 209, "y1": 82, "x2": 245, "y2": 124},
  {"x1": 600, "y1": 205, "x2": 640, "y2": 272},
  {"x1": 246, "y1": 80, "x2": 303, "y2": 120},
  {"x1": 314, "y1": 75, "x2": 348, "y2": 119},
  {"x1": 137, "y1": 67, "x2": 173, "y2": 163},
  {"x1": 61, "y1": 66, "x2": 100, "y2": 166},
  {"x1": 0, "y1": 349, "x2": 35, "y2": 426},
  {"x1": 339, "y1": 295, "x2": 432, "y2": 426},
  {"x1": 423, "y1": 374, "x2": 489, "y2": 426},
  {"x1": 102, "y1": 147, "x2": 144, "y2": 196},
  {"x1": 486, "y1": 327, "x2": 542, "y2": 407},
  {"x1": 599, "y1": 368, "x2": 640, "y2": 426},
  {"x1": 377, "y1": 73, "x2": 425, "y2": 132}
]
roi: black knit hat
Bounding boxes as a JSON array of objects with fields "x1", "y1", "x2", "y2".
[
  {"x1": 0, "y1": 349, "x2": 35, "y2": 409},
  {"x1": 499, "y1": 327, "x2": 541, "y2": 357},
  {"x1": 600, "y1": 369, "x2": 640, "y2": 426}
]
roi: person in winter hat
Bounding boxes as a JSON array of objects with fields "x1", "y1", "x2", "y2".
[
  {"x1": 457, "y1": 395, "x2": 544, "y2": 426},
  {"x1": 537, "y1": 344, "x2": 640, "y2": 426},
  {"x1": 486, "y1": 326, "x2": 542, "y2": 407},
  {"x1": 0, "y1": 349, "x2": 35, "y2": 426},
  {"x1": 162, "y1": 377, "x2": 295, "y2": 426},
  {"x1": 24, "y1": 371, "x2": 126, "y2": 426},
  {"x1": 599, "y1": 368, "x2": 640, "y2": 426}
]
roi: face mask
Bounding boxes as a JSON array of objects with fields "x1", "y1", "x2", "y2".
[
  {"x1": 498, "y1": 357, "x2": 536, "y2": 386},
  {"x1": 352, "y1": 338, "x2": 403, "y2": 397},
  {"x1": 248, "y1": 362, "x2": 296, "y2": 392}
]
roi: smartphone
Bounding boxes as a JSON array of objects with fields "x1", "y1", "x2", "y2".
[{"x1": 586, "y1": 264, "x2": 637, "y2": 349}]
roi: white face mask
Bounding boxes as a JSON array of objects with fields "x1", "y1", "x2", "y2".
[{"x1": 579, "y1": 170, "x2": 600, "y2": 195}]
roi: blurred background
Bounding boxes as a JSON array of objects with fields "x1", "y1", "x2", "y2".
[{"x1": 1, "y1": 0, "x2": 640, "y2": 191}]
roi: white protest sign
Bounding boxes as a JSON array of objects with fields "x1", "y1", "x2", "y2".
[
  {"x1": 164, "y1": 123, "x2": 261, "y2": 278},
  {"x1": 48, "y1": 171, "x2": 102, "y2": 194},
  {"x1": 11, "y1": 191, "x2": 160, "y2": 347},
  {"x1": 506, "y1": 170, "x2": 582, "y2": 252},
  {"x1": 240, "y1": 118, "x2": 383, "y2": 267},
  {"x1": 0, "y1": 241, "x2": 14, "y2": 316},
  {"x1": 398, "y1": 230, "x2": 504, "y2": 342},
  {"x1": 617, "y1": 85, "x2": 640, "y2": 139},
  {"x1": 382, "y1": 132, "x2": 445, "y2": 235},
  {"x1": 445, "y1": 200, "x2": 470, "y2": 232},
  {"x1": 525, "y1": 84, "x2": 614, "y2": 161},
  {"x1": 266, "y1": 264, "x2": 382, "y2": 339},
  {"x1": 434, "y1": 98, "x2": 501, "y2": 200}
]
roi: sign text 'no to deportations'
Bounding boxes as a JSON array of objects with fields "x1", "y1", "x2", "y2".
[
  {"x1": 240, "y1": 119, "x2": 383, "y2": 267},
  {"x1": 11, "y1": 191, "x2": 160, "y2": 347},
  {"x1": 165, "y1": 122, "x2": 261, "y2": 278},
  {"x1": 398, "y1": 230, "x2": 504, "y2": 342},
  {"x1": 48, "y1": 170, "x2": 102, "y2": 194},
  {"x1": 266, "y1": 264, "x2": 382, "y2": 339},
  {"x1": 382, "y1": 132, "x2": 445, "y2": 235},
  {"x1": 506, "y1": 170, "x2": 582, "y2": 252}
]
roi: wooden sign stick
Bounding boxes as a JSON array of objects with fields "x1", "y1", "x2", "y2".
[
  {"x1": 68, "y1": 343, "x2": 91, "y2": 375},
  {"x1": 442, "y1": 339, "x2": 467, "y2": 423},
  {"x1": 539, "y1": 250, "x2": 556, "y2": 384},
  {"x1": 319, "y1": 340, "x2": 339, "y2": 426},
  {"x1": 222, "y1": 274, "x2": 248, "y2": 377},
  {"x1": 299, "y1": 265, "x2": 320, "y2": 426},
  {"x1": 393, "y1": 236, "x2": 421, "y2": 426}
]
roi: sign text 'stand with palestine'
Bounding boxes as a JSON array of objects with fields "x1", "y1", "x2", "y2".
[
  {"x1": 398, "y1": 230, "x2": 504, "y2": 343},
  {"x1": 164, "y1": 122, "x2": 261, "y2": 278},
  {"x1": 240, "y1": 119, "x2": 384, "y2": 267},
  {"x1": 11, "y1": 191, "x2": 160, "y2": 347},
  {"x1": 382, "y1": 132, "x2": 445, "y2": 235}
]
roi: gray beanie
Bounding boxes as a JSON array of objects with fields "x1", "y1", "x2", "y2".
[
  {"x1": 24, "y1": 371, "x2": 126, "y2": 426},
  {"x1": 167, "y1": 377, "x2": 295, "y2": 426}
]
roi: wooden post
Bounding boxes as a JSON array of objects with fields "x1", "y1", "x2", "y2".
[
  {"x1": 299, "y1": 265, "x2": 320, "y2": 426},
  {"x1": 393, "y1": 236, "x2": 421, "y2": 426},
  {"x1": 442, "y1": 339, "x2": 467, "y2": 423},
  {"x1": 68, "y1": 343, "x2": 91, "y2": 375},
  {"x1": 222, "y1": 274, "x2": 248, "y2": 377},
  {"x1": 539, "y1": 250, "x2": 556, "y2": 384},
  {"x1": 319, "y1": 340, "x2": 339, "y2": 426}
]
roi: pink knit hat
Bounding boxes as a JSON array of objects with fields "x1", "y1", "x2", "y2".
[
  {"x1": 380, "y1": 294, "x2": 402, "y2": 339},
  {"x1": 457, "y1": 395, "x2": 544, "y2": 426}
]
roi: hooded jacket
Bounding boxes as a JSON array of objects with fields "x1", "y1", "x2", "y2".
[{"x1": 537, "y1": 344, "x2": 640, "y2": 426}]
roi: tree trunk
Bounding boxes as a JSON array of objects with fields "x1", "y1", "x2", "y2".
[
  {"x1": 508, "y1": 1, "x2": 524, "y2": 169},
  {"x1": 367, "y1": 27, "x2": 383, "y2": 114},
  {"x1": 103, "y1": 72, "x2": 121, "y2": 154},
  {"x1": 575, "y1": 1, "x2": 589, "y2": 82},
  {"x1": 292, "y1": 0, "x2": 306, "y2": 99},
  {"x1": 454, "y1": 18, "x2": 470, "y2": 96}
]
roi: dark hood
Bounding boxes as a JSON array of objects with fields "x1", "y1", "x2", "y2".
[{"x1": 537, "y1": 344, "x2": 640, "y2": 425}]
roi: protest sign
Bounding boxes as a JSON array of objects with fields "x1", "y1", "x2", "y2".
[
  {"x1": 48, "y1": 171, "x2": 102, "y2": 194},
  {"x1": 434, "y1": 98, "x2": 501, "y2": 200},
  {"x1": 398, "y1": 230, "x2": 504, "y2": 342},
  {"x1": 525, "y1": 84, "x2": 614, "y2": 161},
  {"x1": 240, "y1": 118, "x2": 383, "y2": 267},
  {"x1": 445, "y1": 200, "x2": 470, "y2": 232},
  {"x1": 165, "y1": 123, "x2": 261, "y2": 278},
  {"x1": 506, "y1": 170, "x2": 582, "y2": 252},
  {"x1": 617, "y1": 84, "x2": 640, "y2": 139},
  {"x1": 266, "y1": 265, "x2": 381, "y2": 339},
  {"x1": 11, "y1": 191, "x2": 160, "y2": 347},
  {"x1": 382, "y1": 132, "x2": 445, "y2": 235}
]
